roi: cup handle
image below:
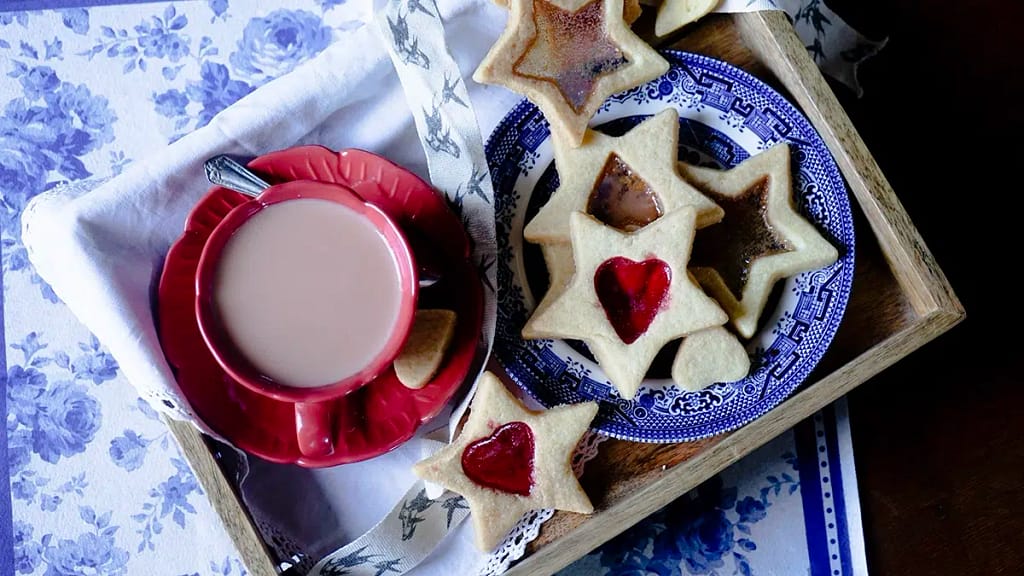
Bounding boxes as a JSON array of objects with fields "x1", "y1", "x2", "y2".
[{"x1": 295, "y1": 401, "x2": 335, "y2": 458}]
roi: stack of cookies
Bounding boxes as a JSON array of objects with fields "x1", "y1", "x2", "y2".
[
  {"x1": 519, "y1": 111, "x2": 838, "y2": 399},
  {"x1": 472, "y1": 0, "x2": 839, "y2": 400}
]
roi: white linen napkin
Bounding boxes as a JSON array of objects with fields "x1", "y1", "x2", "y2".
[{"x1": 22, "y1": 0, "x2": 515, "y2": 427}]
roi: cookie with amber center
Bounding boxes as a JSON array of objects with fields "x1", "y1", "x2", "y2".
[
  {"x1": 412, "y1": 372, "x2": 598, "y2": 551},
  {"x1": 474, "y1": 0, "x2": 669, "y2": 147},
  {"x1": 524, "y1": 109, "x2": 723, "y2": 245},
  {"x1": 523, "y1": 208, "x2": 727, "y2": 399},
  {"x1": 681, "y1": 143, "x2": 839, "y2": 339}
]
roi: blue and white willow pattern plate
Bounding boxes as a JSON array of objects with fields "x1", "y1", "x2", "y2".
[{"x1": 486, "y1": 51, "x2": 855, "y2": 443}]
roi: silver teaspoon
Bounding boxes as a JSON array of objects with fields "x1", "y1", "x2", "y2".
[
  {"x1": 204, "y1": 155, "x2": 270, "y2": 197},
  {"x1": 203, "y1": 154, "x2": 441, "y2": 288}
]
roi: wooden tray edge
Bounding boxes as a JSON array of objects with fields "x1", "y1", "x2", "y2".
[
  {"x1": 169, "y1": 12, "x2": 968, "y2": 576},
  {"x1": 506, "y1": 309, "x2": 961, "y2": 575},
  {"x1": 734, "y1": 11, "x2": 964, "y2": 321},
  {"x1": 167, "y1": 418, "x2": 279, "y2": 576}
]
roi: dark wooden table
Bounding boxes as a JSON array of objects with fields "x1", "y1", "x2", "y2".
[{"x1": 823, "y1": 1, "x2": 1024, "y2": 573}]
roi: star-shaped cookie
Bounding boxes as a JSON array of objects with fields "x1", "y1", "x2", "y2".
[
  {"x1": 474, "y1": 0, "x2": 669, "y2": 146},
  {"x1": 524, "y1": 109, "x2": 723, "y2": 244},
  {"x1": 523, "y1": 208, "x2": 727, "y2": 399},
  {"x1": 681, "y1": 143, "x2": 839, "y2": 339},
  {"x1": 655, "y1": 0, "x2": 718, "y2": 37},
  {"x1": 533, "y1": 242, "x2": 751, "y2": 392},
  {"x1": 412, "y1": 372, "x2": 598, "y2": 551}
]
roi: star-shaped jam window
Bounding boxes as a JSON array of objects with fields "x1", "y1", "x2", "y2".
[
  {"x1": 474, "y1": 0, "x2": 668, "y2": 146},
  {"x1": 524, "y1": 109, "x2": 723, "y2": 245},
  {"x1": 523, "y1": 208, "x2": 727, "y2": 399},
  {"x1": 689, "y1": 176, "x2": 792, "y2": 298},
  {"x1": 681, "y1": 143, "x2": 839, "y2": 339},
  {"x1": 413, "y1": 372, "x2": 598, "y2": 551}
]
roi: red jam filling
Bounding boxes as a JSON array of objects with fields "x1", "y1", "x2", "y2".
[
  {"x1": 594, "y1": 257, "x2": 672, "y2": 344},
  {"x1": 461, "y1": 421, "x2": 535, "y2": 497}
]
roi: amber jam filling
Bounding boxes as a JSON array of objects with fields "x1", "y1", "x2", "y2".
[
  {"x1": 690, "y1": 177, "x2": 792, "y2": 298},
  {"x1": 587, "y1": 154, "x2": 664, "y2": 231},
  {"x1": 461, "y1": 421, "x2": 535, "y2": 496},
  {"x1": 513, "y1": 0, "x2": 628, "y2": 112},
  {"x1": 594, "y1": 257, "x2": 672, "y2": 344}
]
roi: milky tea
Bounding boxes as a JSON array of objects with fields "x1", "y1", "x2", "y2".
[{"x1": 213, "y1": 198, "x2": 404, "y2": 388}]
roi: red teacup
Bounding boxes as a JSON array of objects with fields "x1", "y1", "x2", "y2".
[{"x1": 195, "y1": 180, "x2": 418, "y2": 458}]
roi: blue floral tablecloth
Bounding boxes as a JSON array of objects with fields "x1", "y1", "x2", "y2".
[{"x1": 1, "y1": 1, "x2": 874, "y2": 574}]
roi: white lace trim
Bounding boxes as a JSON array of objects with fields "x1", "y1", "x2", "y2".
[
  {"x1": 571, "y1": 431, "x2": 609, "y2": 477},
  {"x1": 254, "y1": 516, "x2": 312, "y2": 573},
  {"x1": 479, "y1": 508, "x2": 555, "y2": 576}
]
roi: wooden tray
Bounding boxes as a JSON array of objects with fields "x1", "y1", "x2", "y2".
[{"x1": 167, "y1": 10, "x2": 964, "y2": 576}]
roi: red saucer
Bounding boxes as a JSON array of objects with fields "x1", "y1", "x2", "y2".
[{"x1": 157, "y1": 146, "x2": 484, "y2": 467}]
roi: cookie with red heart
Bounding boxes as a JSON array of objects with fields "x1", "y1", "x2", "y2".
[
  {"x1": 523, "y1": 208, "x2": 728, "y2": 399},
  {"x1": 412, "y1": 372, "x2": 598, "y2": 551},
  {"x1": 535, "y1": 244, "x2": 751, "y2": 393}
]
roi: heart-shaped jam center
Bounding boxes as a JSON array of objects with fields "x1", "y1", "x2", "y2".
[
  {"x1": 461, "y1": 422, "x2": 535, "y2": 496},
  {"x1": 594, "y1": 257, "x2": 672, "y2": 344}
]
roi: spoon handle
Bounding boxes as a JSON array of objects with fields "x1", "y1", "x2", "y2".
[{"x1": 204, "y1": 155, "x2": 271, "y2": 198}]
